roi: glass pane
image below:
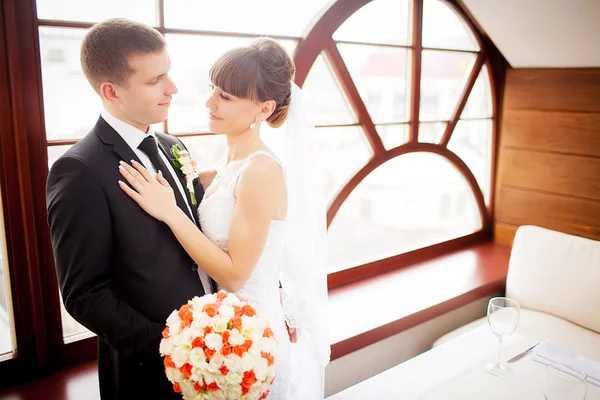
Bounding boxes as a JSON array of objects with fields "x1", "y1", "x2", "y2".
[
  {"x1": 0, "y1": 189, "x2": 15, "y2": 356},
  {"x1": 379, "y1": 124, "x2": 408, "y2": 150},
  {"x1": 164, "y1": 0, "x2": 329, "y2": 36},
  {"x1": 333, "y1": 0, "x2": 410, "y2": 45},
  {"x1": 422, "y1": 0, "x2": 479, "y2": 51},
  {"x1": 419, "y1": 122, "x2": 445, "y2": 144},
  {"x1": 338, "y1": 44, "x2": 408, "y2": 123},
  {"x1": 48, "y1": 145, "x2": 72, "y2": 170},
  {"x1": 462, "y1": 66, "x2": 492, "y2": 119},
  {"x1": 39, "y1": 28, "x2": 102, "y2": 140},
  {"x1": 420, "y1": 50, "x2": 476, "y2": 121},
  {"x1": 166, "y1": 35, "x2": 296, "y2": 133},
  {"x1": 314, "y1": 127, "x2": 372, "y2": 203},
  {"x1": 302, "y1": 55, "x2": 356, "y2": 126},
  {"x1": 36, "y1": 0, "x2": 156, "y2": 25},
  {"x1": 447, "y1": 119, "x2": 493, "y2": 205},
  {"x1": 61, "y1": 292, "x2": 90, "y2": 341},
  {"x1": 328, "y1": 153, "x2": 482, "y2": 271},
  {"x1": 178, "y1": 135, "x2": 227, "y2": 170}
]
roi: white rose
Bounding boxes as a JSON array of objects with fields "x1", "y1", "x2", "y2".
[
  {"x1": 219, "y1": 305, "x2": 235, "y2": 319},
  {"x1": 225, "y1": 371, "x2": 243, "y2": 385},
  {"x1": 171, "y1": 346, "x2": 189, "y2": 368},
  {"x1": 191, "y1": 311, "x2": 212, "y2": 330},
  {"x1": 166, "y1": 310, "x2": 181, "y2": 335},
  {"x1": 159, "y1": 337, "x2": 174, "y2": 356},
  {"x1": 175, "y1": 327, "x2": 195, "y2": 350},
  {"x1": 211, "y1": 315, "x2": 230, "y2": 333},
  {"x1": 179, "y1": 156, "x2": 191, "y2": 165},
  {"x1": 253, "y1": 357, "x2": 268, "y2": 381},
  {"x1": 228, "y1": 329, "x2": 245, "y2": 346},
  {"x1": 242, "y1": 315, "x2": 267, "y2": 333},
  {"x1": 259, "y1": 337, "x2": 277, "y2": 354},
  {"x1": 240, "y1": 352, "x2": 256, "y2": 372},
  {"x1": 165, "y1": 367, "x2": 184, "y2": 383},
  {"x1": 189, "y1": 348, "x2": 208, "y2": 369},
  {"x1": 207, "y1": 352, "x2": 225, "y2": 374},
  {"x1": 211, "y1": 390, "x2": 227, "y2": 400},
  {"x1": 224, "y1": 385, "x2": 243, "y2": 400},
  {"x1": 179, "y1": 379, "x2": 196, "y2": 399},
  {"x1": 222, "y1": 294, "x2": 242, "y2": 307},
  {"x1": 203, "y1": 371, "x2": 219, "y2": 384},
  {"x1": 182, "y1": 163, "x2": 194, "y2": 175},
  {"x1": 248, "y1": 387, "x2": 263, "y2": 399},
  {"x1": 224, "y1": 355, "x2": 241, "y2": 373},
  {"x1": 204, "y1": 333, "x2": 224, "y2": 351}
]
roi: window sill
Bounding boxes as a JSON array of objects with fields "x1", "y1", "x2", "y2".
[{"x1": 328, "y1": 242, "x2": 511, "y2": 360}]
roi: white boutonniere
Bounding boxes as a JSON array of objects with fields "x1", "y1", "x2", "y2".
[{"x1": 170, "y1": 144, "x2": 200, "y2": 205}]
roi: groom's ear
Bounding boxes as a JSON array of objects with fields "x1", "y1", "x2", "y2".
[
  {"x1": 100, "y1": 82, "x2": 121, "y2": 104},
  {"x1": 260, "y1": 100, "x2": 277, "y2": 120}
]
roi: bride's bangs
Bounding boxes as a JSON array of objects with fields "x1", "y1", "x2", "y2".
[{"x1": 209, "y1": 49, "x2": 259, "y2": 101}]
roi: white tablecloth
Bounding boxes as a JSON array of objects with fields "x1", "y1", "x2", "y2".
[{"x1": 329, "y1": 325, "x2": 600, "y2": 399}]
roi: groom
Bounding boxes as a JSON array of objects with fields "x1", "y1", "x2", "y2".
[{"x1": 46, "y1": 19, "x2": 214, "y2": 399}]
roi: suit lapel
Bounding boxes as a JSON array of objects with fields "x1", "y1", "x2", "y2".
[{"x1": 94, "y1": 116, "x2": 145, "y2": 166}]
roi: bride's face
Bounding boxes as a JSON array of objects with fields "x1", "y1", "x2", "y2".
[{"x1": 205, "y1": 84, "x2": 261, "y2": 135}]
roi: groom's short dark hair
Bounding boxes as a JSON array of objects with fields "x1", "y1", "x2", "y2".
[{"x1": 81, "y1": 18, "x2": 166, "y2": 93}]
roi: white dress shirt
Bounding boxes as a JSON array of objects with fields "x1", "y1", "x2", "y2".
[{"x1": 101, "y1": 110, "x2": 213, "y2": 294}]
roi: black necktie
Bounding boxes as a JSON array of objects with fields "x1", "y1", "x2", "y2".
[{"x1": 137, "y1": 136, "x2": 193, "y2": 222}]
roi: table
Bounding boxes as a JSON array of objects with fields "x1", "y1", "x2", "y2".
[{"x1": 328, "y1": 325, "x2": 600, "y2": 399}]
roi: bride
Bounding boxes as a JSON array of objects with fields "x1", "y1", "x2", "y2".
[{"x1": 117, "y1": 37, "x2": 330, "y2": 399}]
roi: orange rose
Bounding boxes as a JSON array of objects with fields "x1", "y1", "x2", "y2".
[
  {"x1": 242, "y1": 304, "x2": 256, "y2": 317},
  {"x1": 233, "y1": 306, "x2": 243, "y2": 317},
  {"x1": 180, "y1": 319, "x2": 191, "y2": 329},
  {"x1": 194, "y1": 381, "x2": 206, "y2": 391},
  {"x1": 219, "y1": 365, "x2": 229, "y2": 375},
  {"x1": 242, "y1": 371, "x2": 257, "y2": 387},
  {"x1": 243, "y1": 340, "x2": 253, "y2": 351},
  {"x1": 231, "y1": 317, "x2": 242, "y2": 330},
  {"x1": 163, "y1": 355, "x2": 176, "y2": 368},
  {"x1": 192, "y1": 337, "x2": 205, "y2": 349},
  {"x1": 204, "y1": 326, "x2": 213, "y2": 335},
  {"x1": 222, "y1": 330, "x2": 230, "y2": 344},
  {"x1": 233, "y1": 345, "x2": 247, "y2": 357},
  {"x1": 173, "y1": 382, "x2": 182, "y2": 393},
  {"x1": 180, "y1": 363, "x2": 193, "y2": 379},
  {"x1": 162, "y1": 327, "x2": 170, "y2": 338},
  {"x1": 221, "y1": 345, "x2": 233, "y2": 356},
  {"x1": 207, "y1": 382, "x2": 219, "y2": 392},
  {"x1": 259, "y1": 389, "x2": 271, "y2": 400},
  {"x1": 204, "y1": 348, "x2": 216, "y2": 360},
  {"x1": 178, "y1": 304, "x2": 192, "y2": 320},
  {"x1": 202, "y1": 303, "x2": 218, "y2": 317},
  {"x1": 261, "y1": 351, "x2": 275, "y2": 366},
  {"x1": 263, "y1": 327, "x2": 274, "y2": 338},
  {"x1": 242, "y1": 386, "x2": 249, "y2": 395},
  {"x1": 217, "y1": 291, "x2": 227, "y2": 301}
]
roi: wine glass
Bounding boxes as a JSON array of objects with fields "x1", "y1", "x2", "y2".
[
  {"x1": 485, "y1": 297, "x2": 520, "y2": 377},
  {"x1": 543, "y1": 363, "x2": 587, "y2": 400}
]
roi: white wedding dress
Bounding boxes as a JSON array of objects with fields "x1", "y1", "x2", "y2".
[{"x1": 197, "y1": 151, "x2": 292, "y2": 399}]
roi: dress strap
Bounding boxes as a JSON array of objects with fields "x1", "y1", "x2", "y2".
[{"x1": 227, "y1": 151, "x2": 287, "y2": 192}]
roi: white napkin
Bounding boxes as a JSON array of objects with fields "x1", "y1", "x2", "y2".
[{"x1": 532, "y1": 341, "x2": 600, "y2": 387}]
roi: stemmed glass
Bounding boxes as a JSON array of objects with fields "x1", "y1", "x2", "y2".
[{"x1": 485, "y1": 297, "x2": 520, "y2": 377}]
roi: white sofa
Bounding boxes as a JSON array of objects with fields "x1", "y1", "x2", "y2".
[{"x1": 433, "y1": 225, "x2": 600, "y2": 361}]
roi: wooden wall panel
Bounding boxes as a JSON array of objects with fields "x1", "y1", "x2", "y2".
[
  {"x1": 495, "y1": 68, "x2": 600, "y2": 245},
  {"x1": 503, "y1": 69, "x2": 600, "y2": 113}
]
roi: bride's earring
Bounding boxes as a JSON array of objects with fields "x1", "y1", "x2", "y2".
[{"x1": 250, "y1": 116, "x2": 259, "y2": 130}]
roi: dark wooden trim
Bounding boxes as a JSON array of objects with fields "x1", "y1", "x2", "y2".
[
  {"x1": 36, "y1": 19, "x2": 94, "y2": 29},
  {"x1": 327, "y1": 142, "x2": 490, "y2": 229},
  {"x1": 163, "y1": 27, "x2": 299, "y2": 42},
  {"x1": 324, "y1": 41, "x2": 385, "y2": 155},
  {"x1": 409, "y1": 0, "x2": 423, "y2": 143},
  {"x1": 47, "y1": 139, "x2": 78, "y2": 146},
  {"x1": 328, "y1": 230, "x2": 488, "y2": 289},
  {"x1": 156, "y1": 0, "x2": 166, "y2": 34},
  {"x1": 444, "y1": 0, "x2": 485, "y2": 51},
  {"x1": 439, "y1": 51, "x2": 486, "y2": 147},
  {"x1": 294, "y1": 0, "x2": 374, "y2": 86}
]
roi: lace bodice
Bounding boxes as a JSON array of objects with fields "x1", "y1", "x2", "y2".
[{"x1": 197, "y1": 151, "x2": 291, "y2": 399}]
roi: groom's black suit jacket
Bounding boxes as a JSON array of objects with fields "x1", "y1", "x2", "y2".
[{"x1": 46, "y1": 117, "x2": 207, "y2": 399}]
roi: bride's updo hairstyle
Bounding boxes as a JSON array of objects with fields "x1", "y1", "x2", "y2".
[{"x1": 209, "y1": 38, "x2": 296, "y2": 128}]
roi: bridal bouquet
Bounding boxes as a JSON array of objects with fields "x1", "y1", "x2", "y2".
[{"x1": 160, "y1": 291, "x2": 277, "y2": 400}]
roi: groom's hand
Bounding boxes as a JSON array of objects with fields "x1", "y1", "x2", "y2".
[{"x1": 280, "y1": 288, "x2": 298, "y2": 343}]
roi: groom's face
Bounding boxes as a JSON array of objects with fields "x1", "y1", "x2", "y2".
[{"x1": 113, "y1": 50, "x2": 178, "y2": 129}]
